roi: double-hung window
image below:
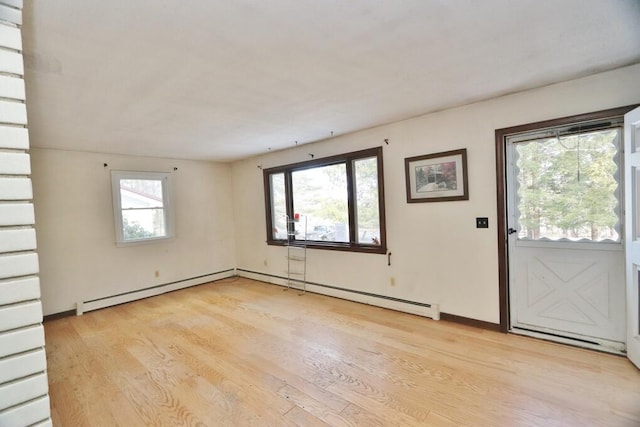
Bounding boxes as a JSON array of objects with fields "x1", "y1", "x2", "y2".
[
  {"x1": 111, "y1": 171, "x2": 174, "y2": 245},
  {"x1": 264, "y1": 147, "x2": 386, "y2": 253}
]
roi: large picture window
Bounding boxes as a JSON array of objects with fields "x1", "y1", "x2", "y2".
[
  {"x1": 111, "y1": 171, "x2": 174, "y2": 245},
  {"x1": 264, "y1": 147, "x2": 386, "y2": 253}
]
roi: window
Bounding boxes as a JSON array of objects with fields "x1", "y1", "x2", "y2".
[
  {"x1": 264, "y1": 147, "x2": 386, "y2": 253},
  {"x1": 508, "y1": 119, "x2": 623, "y2": 242},
  {"x1": 111, "y1": 171, "x2": 174, "y2": 245}
]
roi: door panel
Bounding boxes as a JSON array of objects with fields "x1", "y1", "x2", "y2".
[
  {"x1": 624, "y1": 106, "x2": 640, "y2": 368},
  {"x1": 510, "y1": 242, "x2": 625, "y2": 343},
  {"x1": 507, "y1": 125, "x2": 626, "y2": 352}
]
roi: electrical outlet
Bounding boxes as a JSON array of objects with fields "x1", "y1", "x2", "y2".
[
  {"x1": 263, "y1": 259, "x2": 268, "y2": 267},
  {"x1": 390, "y1": 277, "x2": 396, "y2": 287},
  {"x1": 476, "y1": 217, "x2": 489, "y2": 228},
  {"x1": 154, "y1": 270, "x2": 160, "y2": 278}
]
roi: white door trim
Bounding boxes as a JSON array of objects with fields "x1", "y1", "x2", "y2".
[{"x1": 623, "y1": 105, "x2": 640, "y2": 369}]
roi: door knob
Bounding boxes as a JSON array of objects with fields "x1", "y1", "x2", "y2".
[{"x1": 508, "y1": 228, "x2": 518, "y2": 235}]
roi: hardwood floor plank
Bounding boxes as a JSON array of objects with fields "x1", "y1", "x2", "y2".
[
  {"x1": 283, "y1": 405, "x2": 332, "y2": 427},
  {"x1": 286, "y1": 296, "x2": 640, "y2": 425},
  {"x1": 277, "y1": 384, "x2": 354, "y2": 427},
  {"x1": 45, "y1": 319, "x2": 143, "y2": 426},
  {"x1": 423, "y1": 410, "x2": 462, "y2": 427},
  {"x1": 44, "y1": 278, "x2": 640, "y2": 426},
  {"x1": 338, "y1": 403, "x2": 388, "y2": 427}
]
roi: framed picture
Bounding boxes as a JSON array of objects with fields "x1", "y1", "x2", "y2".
[{"x1": 404, "y1": 148, "x2": 468, "y2": 203}]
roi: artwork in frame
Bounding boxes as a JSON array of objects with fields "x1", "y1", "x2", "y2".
[{"x1": 404, "y1": 148, "x2": 469, "y2": 203}]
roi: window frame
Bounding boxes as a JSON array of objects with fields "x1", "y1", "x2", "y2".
[
  {"x1": 263, "y1": 147, "x2": 387, "y2": 254},
  {"x1": 111, "y1": 170, "x2": 174, "y2": 246}
]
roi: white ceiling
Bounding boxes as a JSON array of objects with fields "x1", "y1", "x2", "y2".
[{"x1": 21, "y1": 0, "x2": 640, "y2": 162}]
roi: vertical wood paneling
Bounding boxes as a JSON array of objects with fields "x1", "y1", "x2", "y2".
[
  {"x1": 0, "y1": 99, "x2": 27, "y2": 123},
  {"x1": 0, "y1": 373, "x2": 48, "y2": 410},
  {"x1": 0, "y1": 152, "x2": 30, "y2": 174},
  {"x1": 0, "y1": 395, "x2": 50, "y2": 426},
  {"x1": 0, "y1": 74, "x2": 25, "y2": 100},
  {"x1": 0, "y1": 203, "x2": 34, "y2": 225},
  {"x1": 0, "y1": 177, "x2": 32, "y2": 199},
  {"x1": 0, "y1": 23, "x2": 20, "y2": 50},
  {"x1": 0, "y1": 252, "x2": 39, "y2": 279},
  {"x1": 0, "y1": 325, "x2": 44, "y2": 357},
  {"x1": 0, "y1": 125, "x2": 28, "y2": 148},
  {"x1": 0, "y1": 4, "x2": 21, "y2": 25}
]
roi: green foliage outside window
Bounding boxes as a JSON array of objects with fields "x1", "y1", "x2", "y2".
[
  {"x1": 516, "y1": 129, "x2": 619, "y2": 241},
  {"x1": 123, "y1": 218, "x2": 155, "y2": 240}
]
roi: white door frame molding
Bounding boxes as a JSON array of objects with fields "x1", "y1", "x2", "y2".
[{"x1": 623, "y1": 105, "x2": 640, "y2": 368}]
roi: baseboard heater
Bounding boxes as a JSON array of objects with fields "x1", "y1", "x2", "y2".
[
  {"x1": 75, "y1": 268, "x2": 236, "y2": 315},
  {"x1": 511, "y1": 325, "x2": 626, "y2": 355},
  {"x1": 236, "y1": 268, "x2": 440, "y2": 321}
]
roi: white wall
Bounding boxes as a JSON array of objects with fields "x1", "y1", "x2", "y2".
[
  {"x1": 31, "y1": 149, "x2": 236, "y2": 315},
  {"x1": 231, "y1": 64, "x2": 640, "y2": 324}
]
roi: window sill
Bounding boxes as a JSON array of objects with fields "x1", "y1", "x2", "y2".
[
  {"x1": 267, "y1": 239, "x2": 387, "y2": 254},
  {"x1": 115, "y1": 236, "x2": 174, "y2": 247}
]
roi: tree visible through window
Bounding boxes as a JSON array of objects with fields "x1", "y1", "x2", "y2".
[
  {"x1": 292, "y1": 164, "x2": 349, "y2": 243},
  {"x1": 515, "y1": 128, "x2": 621, "y2": 241}
]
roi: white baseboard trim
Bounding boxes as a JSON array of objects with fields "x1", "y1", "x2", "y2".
[
  {"x1": 237, "y1": 269, "x2": 440, "y2": 321},
  {"x1": 76, "y1": 268, "x2": 236, "y2": 315}
]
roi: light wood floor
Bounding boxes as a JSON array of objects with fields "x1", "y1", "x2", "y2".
[{"x1": 44, "y1": 278, "x2": 640, "y2": 426}]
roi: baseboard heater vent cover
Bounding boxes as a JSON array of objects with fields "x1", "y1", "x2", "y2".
[{"x1": 75, "y1": 269, "x2": 235, "y2": 315}]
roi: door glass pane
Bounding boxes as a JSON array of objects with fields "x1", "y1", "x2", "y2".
[
  {"x1": 515, "y1": 128, "x2": 621, "y2": 242},
  {"x1": 270, "y1": 173, "x2": 287, "y2": 240},
  {"x1": 292, "y1": 164, "x2": 349, "y2": 243},
  {"x1": 354, "y1": 157, "x2": 381, "y2": 245}
]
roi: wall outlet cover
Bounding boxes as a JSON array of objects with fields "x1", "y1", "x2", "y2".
[{"x1": 476, "y1": 217, "x2": 489, "y2": 228}]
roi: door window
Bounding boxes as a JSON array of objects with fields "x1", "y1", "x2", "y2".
[{"x1": 511, "y1": 127, "x2": 621, "y2": 242}]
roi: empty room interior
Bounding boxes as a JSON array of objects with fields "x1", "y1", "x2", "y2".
[{"x1": 1, "y1": 1, "x2": 640, "y2": 426}]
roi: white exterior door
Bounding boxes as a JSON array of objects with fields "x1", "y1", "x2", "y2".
[
  {"x1": 624, "y1": 106, "x2": 640, "y2": 368},
  {"x1": 507, "y1": 124, "x2": 627, "y2": 353}
]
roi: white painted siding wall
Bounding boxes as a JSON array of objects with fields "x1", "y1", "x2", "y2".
[{"x1": 0, "y1": 1, "x2": 52, "y2": 425}]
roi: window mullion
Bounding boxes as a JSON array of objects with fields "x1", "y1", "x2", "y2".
[
  {"x1": 376, "y1": 153, "x2": 386, "y2": 250},
  {"x1": 345, "y1": 159, "x2": 356, "y2": 244},
  {"x1": 285, "y1": 170, "x2": 295, "y2": 240}
]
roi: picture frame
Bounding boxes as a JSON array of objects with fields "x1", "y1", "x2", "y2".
[{"x1": 404, "y1": 148, "x2": 468, "y2": 203}]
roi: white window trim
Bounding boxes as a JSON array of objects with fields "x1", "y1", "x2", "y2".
[{"x1": 111, "y1": 170, "x2": 175, "y2": 246}]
